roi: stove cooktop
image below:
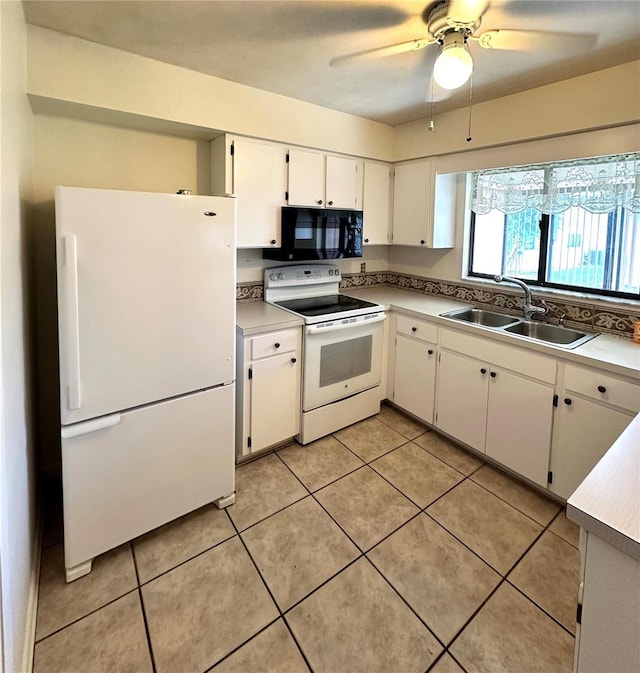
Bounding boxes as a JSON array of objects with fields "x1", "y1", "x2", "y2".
[{"x1": 274, "y1": 294, "x2": 380, "y2": 318}]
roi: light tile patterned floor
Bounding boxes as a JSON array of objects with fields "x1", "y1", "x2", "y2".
[{"x1": 34, "y1": 404, "x2": 580, "y2": 673}]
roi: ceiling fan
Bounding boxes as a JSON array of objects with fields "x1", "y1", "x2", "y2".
[{"x1": 331, "y1": 0, "x2": 596, "y2": 90}]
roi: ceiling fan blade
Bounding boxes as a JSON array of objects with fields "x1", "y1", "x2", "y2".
[
  {"x1": 447, "y1": 0, "x2": 490, "y2": 26},
  {"x1": 330, "y1": 37, "x2": 434, "y2": 66},
  {"x1": 477, "y1": 29, "x2": 597, "y2": 51}
]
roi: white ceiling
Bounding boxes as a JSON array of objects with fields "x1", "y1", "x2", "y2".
[{"x1": 22, "y1": 0, "x2": 640, "y2": 126}]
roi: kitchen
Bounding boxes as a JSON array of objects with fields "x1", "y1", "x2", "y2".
[{"x1": 2, "y1": 1, "x2": 640, "y2": 672}]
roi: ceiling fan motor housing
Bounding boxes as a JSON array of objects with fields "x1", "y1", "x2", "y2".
[{"x1": 427, "y1": 0, "x2": 481, "y2": 41}]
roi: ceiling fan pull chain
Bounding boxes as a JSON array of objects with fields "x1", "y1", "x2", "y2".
[
  {"x1": 429, "y1": 76, "x2": 435, "y2": 131},
  {"x1": 467, "y1": 70, "x2": 473, "y2": 142}
]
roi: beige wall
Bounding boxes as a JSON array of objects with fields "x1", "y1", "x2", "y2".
[
  {"x1": 26, "y1": 25, "x2": 395, "y2": 161},
  {"x1": 393, "y1": 61, "x2": 640, "y2": 161},
  {"x1": 0, "y1": 3, "x2": 37, "y2": 673}
]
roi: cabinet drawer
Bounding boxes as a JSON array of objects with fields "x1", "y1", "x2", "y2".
[
  {"x1": 396, "y1": 314, "x2": 437, "y2": 343},
  {"x1": 251, "y1": 329, "x2": 299, "y2": 360},
  {"x1": 564, "y1": 364, "x2": 640, "y2": 413}
]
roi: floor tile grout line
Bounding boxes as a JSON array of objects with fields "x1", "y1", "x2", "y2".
[
  {"x1": 33, "y1": 586, "x2": 141, "y2": 645},
  {"x1": 504, "y1": 578, "x2": 578, "y2": 639},
  {"x1": 362, "y1": 554, "x2": 448, "y2": 654},
  {"x1": 233, "y1": 523, "x2": 319, "y2": 672},
  {"x1": 131, "y1": 544, "x2": 159, "y2": 673},
  {"x1": 468, "y1": 473, "x2": 562, "y2": 528}
]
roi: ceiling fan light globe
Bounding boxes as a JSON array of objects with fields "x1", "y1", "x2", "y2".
[{"x1": 433, "y1": 43, "x2": 473, "y2": 89}]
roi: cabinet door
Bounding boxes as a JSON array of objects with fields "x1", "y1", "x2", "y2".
[
  {"x1": 325, "y1": 155, "x2": 359, "y2": 209},
  {"x1": 392, "y1": 160, "x2": 432, "y2": 246},
  {"x1": 485, "y1": 369, "x2": 554, "y2": 488},
  {"x1": 287, "y1": 148, "x2": 325, "y2": 207},
  {"x1": 436, "y1": 350, "x2": 488, "y2": 451},
  {"x1": 250, "y1": 354, "x2": 300, "y2": 452},
  {"x1": 393, "y1": 334, "x2": 437, "y2": 423},
  {"x1": 363, "y1": 161, "x2": 391, "y2": 245},
  {"x1": 232, "y1": 138, "x2": 286, "y2": 248},
  {"x1": 550, "y1": 396, "x2": 633, "y2": 499}
]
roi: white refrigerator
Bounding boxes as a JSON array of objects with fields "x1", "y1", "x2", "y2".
[{"x1": 56, "y1": 186, "x2": 236, "y2": 582}]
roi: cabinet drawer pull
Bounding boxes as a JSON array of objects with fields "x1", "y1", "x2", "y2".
[
  {"x1": 427, "y1": 349, "x2": 434, "y2": 355},
  {"x1": 274, "y1": 342, "x2": 280, "y2": 348},
  {"x1": 411, "y1": 326, "x2": 417, "y2": 332},
  {"x1": 597, "y1": 385, "x2": 607, "y2": 393},
  {"x1": 480, "y1": 368, "x2": 487, "y2": 374},
  {"x1": 490, "y1": 371, "x2": 497, "y2": 378},
  {"x1": 291, "y1": 357, "x2": 297, "y2": 363},
  {"x1": 564, "y1": 398, "x2": 572, "y2": 405}
]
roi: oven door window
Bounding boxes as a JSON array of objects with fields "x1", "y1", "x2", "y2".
[{"x1": 319, "y1": 335, "x2": 372, "y2": 387}]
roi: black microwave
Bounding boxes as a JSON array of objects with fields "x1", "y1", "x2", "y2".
[{"x1": 263, "y1": 207, "x2": 363, "y2": 261}]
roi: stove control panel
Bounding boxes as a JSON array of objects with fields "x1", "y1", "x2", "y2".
[{"x1": 264, "y1": 264, "x2": 341, "y2": 289}]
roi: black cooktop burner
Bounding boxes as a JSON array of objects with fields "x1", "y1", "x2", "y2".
[{"x1": 275, "y1": 294, "x2": 379, "y2": 317}]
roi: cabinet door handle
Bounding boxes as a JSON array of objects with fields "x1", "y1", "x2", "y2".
[
  {"x1": 490, "y1": 371, "x2": 497, "y2": 378},
  {"x1": 291, "y1": 357, "x2": 297, "y2": 363},
  {"x1": 597, "y1": 385, "x2": 607, "y2": 393},
  {"x1": 364, "y1": 238, "x2": 369, "y2": 243},
  {"x1": 327, "y1": 200, "x2": 334, "y2": 206},
  {"x1": 274, "y1": 342, "x2": 280, "y2": 348},
  {"x1": 564, "y1": 398, "x2": 572, "y2": 405},
  {"x1": 420, "y1": 239, "x2": 426, "y2": 245},
  {"x1": 317, "y1": 200, "x2": 323, "y2": 205},
  {"x1": 427, "y1": 349, "x2": 434, "y2": 355},
  {"x1": 480, "y1": 368, "x2": 487, "y2": 374},
  {"x1": 270, "y1": 239, "x2": 276, "y2": 245},
  {"x1": 411, "y1": 326, "x2": 417, "y2": 332}
]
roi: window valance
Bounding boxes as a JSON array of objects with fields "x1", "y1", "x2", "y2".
[{"x1": 471, "y1": 153, "x2": 640, "y2": 215}]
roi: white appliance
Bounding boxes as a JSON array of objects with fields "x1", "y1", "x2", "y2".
[
  {"x1": 264, "y1": 265, "x2": 385, "y2": 444},
  {"x1": 56, "y1": 186, "x2": 236, "y2": 582}
]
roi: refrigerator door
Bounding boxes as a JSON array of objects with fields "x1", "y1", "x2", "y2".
[
  {"x1": 62, "y1": 385, "x2": 235, "y2": 575},
  {"x1": 56, "y1": 187, "x2": 236, "y2": 425}
]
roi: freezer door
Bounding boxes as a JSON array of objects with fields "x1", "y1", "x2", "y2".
[
  {"x1": 56, "y1": 187, "x2": 236, "y2": 424},
  {"x1": 61, "y1": 385, "x2": 235, "y2": 573}
]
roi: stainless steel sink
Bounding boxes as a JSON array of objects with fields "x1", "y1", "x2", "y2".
[
  {"x1": 441, "y1": 308, "x2": 520, "y2": 328},
  {"x1": 504, "y1": 321, "x2": 597, "y2": 348}
]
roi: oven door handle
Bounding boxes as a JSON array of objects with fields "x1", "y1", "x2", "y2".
[{"x1": 306, "y1": 313, "x2": 386, "y2": 335}]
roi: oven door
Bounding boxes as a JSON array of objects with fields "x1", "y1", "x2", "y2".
[{"x1": 302, "y1": 313, "x2": 385, "y2": 412}]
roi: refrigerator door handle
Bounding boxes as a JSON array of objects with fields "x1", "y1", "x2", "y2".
[
  {"x1": 63, "y1": 235, "x2": 82, "y2": 410},
  {"x1": 61, "y1": 413, "x2": 122, "y2": 439}
]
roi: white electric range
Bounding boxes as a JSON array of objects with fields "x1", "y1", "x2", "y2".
[{"x1": 265, "y1": 264, "x2": 386, "y2": 444}]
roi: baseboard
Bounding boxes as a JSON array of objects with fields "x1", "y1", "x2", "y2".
[{"x1": 17, "y1": 500, "x2": 42, "y2": 673}]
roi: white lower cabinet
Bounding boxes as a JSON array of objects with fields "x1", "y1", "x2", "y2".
[
  {"x1": 393, "y1": 315, "x2": 438, "y2": 423},
  {"x1": 549, "y1": 363, "x2": 638, "y2": 500},
  {"x1": 236, "y1": 327, "x2": 301, "y2": 460},
  {"x1": 435, "y1": 328, "x2": 556, "y2": 488}
]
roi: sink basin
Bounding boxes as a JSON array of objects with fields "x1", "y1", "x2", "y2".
[
  {"x1": 504, "y1": 321, "x2": 597, "y2": 348},
  {"x1": 441, "y1": 308, "x2": 520, "y2": 328}
]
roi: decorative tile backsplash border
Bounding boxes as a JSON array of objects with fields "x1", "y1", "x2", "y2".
[{"x1": 237, "y1": 271, "x2": 640, "y2": 339}]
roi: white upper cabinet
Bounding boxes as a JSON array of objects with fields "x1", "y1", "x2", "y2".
[
  {"x1": 210, "y1": 135, "x2": 286, "y2": 249},
  {"x1": 287, "y1": 148, "x2": 360, "y2": 209},
  {"x1": 362, "y1": 161, "x2": 391, "y2": 245},
  {"x1": 392, "y1": 158, "x2": 456, "y2": 248}
]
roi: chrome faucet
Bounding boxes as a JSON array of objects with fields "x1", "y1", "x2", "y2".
[{"x1": 494, "y1": 275, "x2": 547, "y2": 321}]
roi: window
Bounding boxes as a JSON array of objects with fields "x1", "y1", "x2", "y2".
[{"x1": 468, "y1": 154, "x2": 640, "y2": 299}]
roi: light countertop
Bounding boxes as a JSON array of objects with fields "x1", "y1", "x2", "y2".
[
  {"x1": 236, "y1": 301, "x2": 303, "y2": 336},
  {"x1": 567, "y1": 413, "x2": 640, "y2": 561},
  {"x1": 342, "y1": 286, "x2": 640, "y2": 380}
]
